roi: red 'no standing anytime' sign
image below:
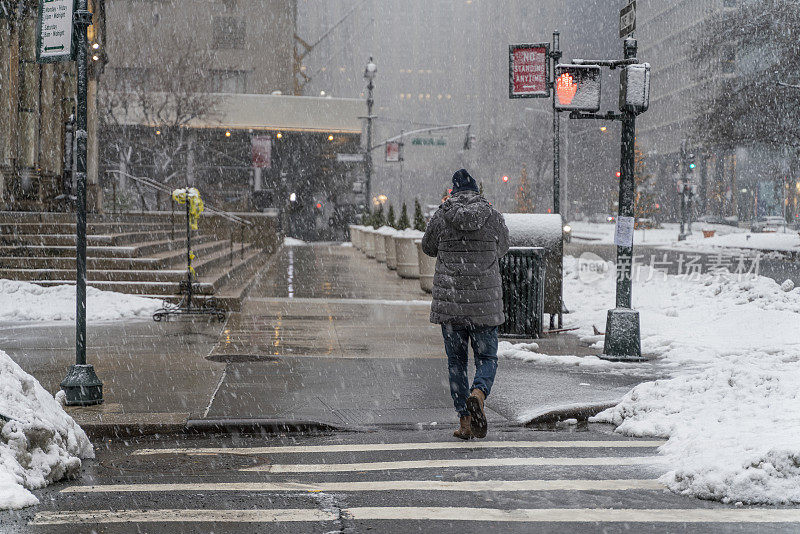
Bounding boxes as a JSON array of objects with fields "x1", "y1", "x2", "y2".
[{"x1": 509, "y1": 43, "x2": 550, "y2": 99}]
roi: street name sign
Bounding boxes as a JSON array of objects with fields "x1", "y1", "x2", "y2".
[
  {"x1": 37, "y1": 0, "x2": 76, "y2": 63},
  {"x1": 411, "y1": 137, "x2": 446, "y2": 146},
  {"x1": 509, "y1": 43, "x2": 550, "y2": 99},
  {"x1": 336, "y1": 153, "x2": 365, "y2": 163},
  {"x1": 619, "y1": 0, "x2": 636, "y2": 39}
]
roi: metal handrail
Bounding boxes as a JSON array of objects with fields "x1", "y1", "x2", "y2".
[{"x1": 105, "y1": 170, "x2": 253, "y2": 226}]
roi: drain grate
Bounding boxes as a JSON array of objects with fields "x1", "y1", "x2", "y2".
[{"x1": 206, "y1": 354, "x2": 280, "y2": 363}]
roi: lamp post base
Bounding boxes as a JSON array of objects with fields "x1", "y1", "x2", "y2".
[
  {"x1": 601, "y1": 308, "x2": 645, "y2": 362},
  {"x1": 60, "y1": 364, "x2": 103, "y2": 406}
]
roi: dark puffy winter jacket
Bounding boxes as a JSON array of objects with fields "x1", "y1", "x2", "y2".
[{"x1": 421, "y1": 191, "x2": 510, "y2": 327}]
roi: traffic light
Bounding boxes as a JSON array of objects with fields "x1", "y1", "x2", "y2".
[
  {"x1": 615, "y1": 171, "x2": 621, "y2": 178},
  {"x1": 502, "y1": 175, "x2": 510, "y2": 183},
  {"x1": 553, "y1": 64, "x2": 601, "y2": 112},
  {"x1": 619, "y1": 63, "x2": 651, "y2": 113},
  {"x1": 688, "y1": 153, "x2": 696, "y2": 172}
]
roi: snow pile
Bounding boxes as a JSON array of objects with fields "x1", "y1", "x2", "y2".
[
  {"x1": 0, "y1": 349, "x2": 93, "y2": 509},
  {"x1": 394, "y1": 229, "x2": 425, "y2": 238},
  {"x1": 499, "y1": 341, "x2": 649, "y2": 374},
  {"x1": 0, "y1": 280, "x2": 160, "y2": 323},
  {"x1": 376, "y1": 225, "x2": 398, "y2": 236},
  {"x1": 568, "y1": 221, "x2": 745, "y2": 247},
  {"x1": 503, "y1": 213, "x2": 563, "y2": 248},
  {"x1": 283, "y1": 237, "x2": 306, "y2": 246},
  {"x1": 538, "y1": 255, "x2": 800, "y2": 503},
  {"x1": 676, "y1": 231, "x2": 800, "y2": 254}
]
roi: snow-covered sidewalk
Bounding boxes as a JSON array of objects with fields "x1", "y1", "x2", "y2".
[
  {"x1": 0, "y1": 349, "x2": 93, "y2": 509},
  {"x1": 569, "y1": 220, "x2": 800, "y2": 256},
  {"x1": 0, "y1": 279, "x2": 160, "y2": 323},
  {"x1": 500, "y1": 254, "x2": 800, "y2": 504}
]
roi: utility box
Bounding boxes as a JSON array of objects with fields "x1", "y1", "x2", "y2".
[{"x1": 619, "y1": 63, "x2": 651, "y2": 113}]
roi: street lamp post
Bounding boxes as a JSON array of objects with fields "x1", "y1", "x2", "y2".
[
  {"x1": 60, "y1": 0, "x2": 103, "y2": 405},
  {"x1": 363, "y1": 57, "x2": 377, "y2": 210}
]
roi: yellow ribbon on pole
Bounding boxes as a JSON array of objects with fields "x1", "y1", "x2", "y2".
[{"x1": 172, "y1": 187, "x2": 204, "y2": 230}]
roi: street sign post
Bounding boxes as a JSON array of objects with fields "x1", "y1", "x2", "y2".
[
  {"x1": 509, "y1": 43, "x2": 551, "y2": 98},
  {"x1": 36, "y1": 0, "x2": 77, "y2": 63},
  {"x1": 619, "y1": 0, "x2": 636, "y2": 39}
]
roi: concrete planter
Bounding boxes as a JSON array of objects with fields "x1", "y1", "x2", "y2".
[
  {"x1": 416, "y1": 239, "x2": 436, "y2": 293},
  {"x1": 374, "y1": 235, "x2": 387, "y2": 263},
  {"x1": 394, "y1": 235, "x2": 420, "y2": 279},
  {"x1": 384, "y1": 234, "x2": 397, "y2": 270},
  {"x1": 349, "y1": 225, "x2": 362, "y2": 250},
  {"x1": 355, "y1": 226, "x2": 367, "y2": 251},
  {"x1": 364, "y1": 229, "x2": 376, "y2": 258}
]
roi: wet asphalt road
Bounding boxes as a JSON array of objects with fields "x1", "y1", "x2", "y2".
[{"x1": 5, "y1": 428, "x2": 800, "y2": 534}]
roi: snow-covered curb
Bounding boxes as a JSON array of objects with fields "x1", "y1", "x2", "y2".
[
  {"x1": 501, "y1": 255, "x2": 800, "y2": 504},
  {"x1": 0, "y1": 279, "x2": 160, "y2": 323},
  {"x1": 0, "y1": 350, "x2": 93, "y2": 509}
]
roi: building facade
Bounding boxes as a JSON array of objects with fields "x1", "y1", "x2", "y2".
[
  {"x1": 102, "y1": 0, "x2": 296, "y2": 96},
  {"x1": 0, "y1": 0, "x2": 104, "y2": 211},
  {"x1": 637, "y1": 0, "x2": 799, "y2": 222}
]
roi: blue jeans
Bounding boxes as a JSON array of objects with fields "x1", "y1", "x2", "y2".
[{"x1": 441, "y1": 325, "x2": 499, "y2": 417}]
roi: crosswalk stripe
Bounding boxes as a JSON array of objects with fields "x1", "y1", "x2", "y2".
[
  {"x1": 132, "y1": 440, "x2": 665, "y2": 456},
  {"x1": 31, "y1": 509, "x2": 334, "y2": 525},
  {"x1": 242, "y1": 456, "x2": 659, "y2": 473},
  {"x1": 61, "y1": 479, "x2": 664, "y2": 494},
  {"x1": 31, "y1": 507, "x2": 800, "y2": 525}
]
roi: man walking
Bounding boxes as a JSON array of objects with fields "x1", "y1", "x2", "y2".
[{"x1": 422, "y1": 169, "x2": 509, "y2": 440}]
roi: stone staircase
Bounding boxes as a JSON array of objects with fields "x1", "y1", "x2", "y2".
[{"x1": 0, "y1": 211, "x2": 275, "y2": 310}]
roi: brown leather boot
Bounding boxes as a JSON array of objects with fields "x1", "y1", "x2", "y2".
[
  {"x1": 467, "y1": 389, "x2": 487, "y2": 438},
  {"x1": 453, "y1": 415, "x2": 472, "y2": 440}
]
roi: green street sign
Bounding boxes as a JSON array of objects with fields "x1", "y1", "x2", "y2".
[
  {"x1": 411, "y1": 137, "x2": 446, "y2": 147},
  {"x1": 36, "y1": 0, "x2": 77, "y2": 63}
]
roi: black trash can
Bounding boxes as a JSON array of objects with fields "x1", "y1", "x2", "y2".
[{"x1": 499, "y1": 247, "x2": 546, "y2": 339}]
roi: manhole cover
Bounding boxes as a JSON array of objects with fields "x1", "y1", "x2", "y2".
[{"x1": 206, "y1": 354, "x2": 280, "y2": 363}]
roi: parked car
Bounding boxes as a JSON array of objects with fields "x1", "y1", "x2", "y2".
[
  {"x1": 698, "y1": 215, "x2": 740, "y2": 227},
  {"x1": 751, "y1": 216, "x2": 789, "y2": 233}
]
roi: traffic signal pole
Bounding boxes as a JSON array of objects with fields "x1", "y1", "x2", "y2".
[
  {"x1": 602, "y1": 38, "x2": 644, "y2": 361},
  {"x1": 550, "y1": 31, "x2": 563, "y2": 330},
  {"x1": 551, "y1": 31, "x2": 562, "y2": 216}
]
